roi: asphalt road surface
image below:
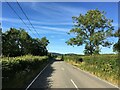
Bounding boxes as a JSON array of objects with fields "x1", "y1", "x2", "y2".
[{"x1": 27, "y1": 60, "x2": 119, "y2": 90}]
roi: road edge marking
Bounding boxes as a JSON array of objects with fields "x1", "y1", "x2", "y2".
[
  {"x1": 25, "y1": 63, "x2": 49, "y2": 90},
  {"x1": 71, "y1": 79, "x2": 79, "y2": 90},
  {"x1": 66, "y1": 62, "x2": 119, "y2": 89}
]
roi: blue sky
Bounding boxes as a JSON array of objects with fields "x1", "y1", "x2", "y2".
[{"x1": 1, "y1": 2, "x2": 118, "y2": 54}]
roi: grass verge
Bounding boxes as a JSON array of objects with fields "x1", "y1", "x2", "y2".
[
  {"x1": 63, "y1": 54, "x2": 119, "y2": 86},
  {"x1": 2, "y1": 55, "x2": 52, "y2": 88}
]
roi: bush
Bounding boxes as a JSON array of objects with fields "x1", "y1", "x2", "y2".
[
  {"x1": 64, "y1": 54, "x2": 118, "y2": 85},
  {"x1": 2, "y1": 55, "x2": 49, "y2": 88},
  {"x1": 78, "y1": 58, "x2": 83, "y2": 62}
]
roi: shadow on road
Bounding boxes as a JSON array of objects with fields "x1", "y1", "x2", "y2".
[{"x1": 28, "y1": 59, "x2": 61, "y2": 89}]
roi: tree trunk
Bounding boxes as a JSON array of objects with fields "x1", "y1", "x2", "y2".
[{"x1": 90, "y1": 41, "x2": 93, "y2": 55}]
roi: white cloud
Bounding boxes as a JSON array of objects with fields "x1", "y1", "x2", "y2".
[
  {"x1": 33, "y1": 25, "x2": 70, "y2": 32},
  {"x1": 1, "y1": 17, "x2": 71, "y2": 33},
  {"x1": 29, "y1": 2, "x2": 87, "y2": 18},
  {"x1": 1, "y1": 17, "x2": 73, "y2": 25},
  {"x1": 1, "y1": 17, "x2": 21, "y2": 23},
  {"x1": 28, "y1": 29, "x2": 67, "y2": 35}
]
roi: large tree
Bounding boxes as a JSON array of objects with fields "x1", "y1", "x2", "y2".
[
  {"x1": 2, "y1": 28, "x2": 50, "y2": 56},
  {"x1": 66, "y1": 9, "x2": 114, "y2": 55},
  {"x1": 19, "y1": 28, "x2": 33, "y2": 55},
  {"x1": 113, "y1": 28, "x2": 120, "y2": 53},
  {"x1": 2, "y1": 28, "x2": 21, "y2": 56},
  {"x1": 39, "y1": 37, "x2": 50, "y2": 55}
]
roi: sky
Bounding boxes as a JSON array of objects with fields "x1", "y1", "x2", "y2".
[{"x1": 1, "y1": 2, "x2": 118, "y2": 54}]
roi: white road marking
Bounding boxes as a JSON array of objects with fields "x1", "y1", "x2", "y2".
[
  {"x1": 71, "y1": 79, "x2": 79, "y2": 90},
  {"x1": 25, "y1": 64, "x2": 49, "y2": 90},
  {"x1": 77, "y1": 67, "x2": 119, "y2": 88},
  {"x1": 68, "y1": 62, "x2": 119, "y2": 89}
]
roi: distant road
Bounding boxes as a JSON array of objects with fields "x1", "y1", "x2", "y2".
[{"x1": 27, "y1": 60, "x2": 119, "y2": 90}]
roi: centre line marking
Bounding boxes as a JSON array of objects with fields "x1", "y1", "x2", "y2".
[{"x1": 71, "y1": 79, "x2": 79, "y2": 90}]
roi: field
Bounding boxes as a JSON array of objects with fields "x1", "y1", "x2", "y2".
[
  {"x1": 2, "y1": 55, "x2": 50, "y2": 88},
  {"x1": 63, "y1": 54, "x2": 119, "y2": 86}
]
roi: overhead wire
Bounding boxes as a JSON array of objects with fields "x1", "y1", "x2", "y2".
[
  {"x1": 16, "y1": 0, "x2": 40, "y2": 38},
  {"x1": 5, "y1": 0, "x2": 37, "y2": 37}
]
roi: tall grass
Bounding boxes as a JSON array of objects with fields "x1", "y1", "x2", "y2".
[
  {"x1": 2, "y1": 55, "x2": 49, "y2": 88},
  {"x1": 64, "y1": 54, "x2": 119, "y2": 86}
]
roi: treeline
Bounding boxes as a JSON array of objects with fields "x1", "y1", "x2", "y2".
[{"x1": 2, "y1": 28, "x2": 49, "y2": 57}]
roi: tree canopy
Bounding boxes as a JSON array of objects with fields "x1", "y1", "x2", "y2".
[
  {"x1": 113, "y1": 28, "x2": 120, "y2": 53},
  {"x1": 66, "y1": 9, "x2": 114, "y2": 55},
  {"x1": 2, "y1": 28, "x2": 49, "y2": 57}
]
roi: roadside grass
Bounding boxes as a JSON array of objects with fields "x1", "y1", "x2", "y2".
[
  {"x1": 64, "y1": 54, "x2": 119, "y2": 86},
  {"x1": 2, "y1": 55, "x2": 51, "y2": 88}
]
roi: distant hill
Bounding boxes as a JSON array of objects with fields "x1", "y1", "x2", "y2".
[
  {"x1": 64, "y1": 53, "x2": 84, "y2": 56},
  {"x1": 49, "y1": 52, "x2": 62, "y2": 56},
  {"x1": 49, "y1": 52, "x2": 84, "y2": 56}
]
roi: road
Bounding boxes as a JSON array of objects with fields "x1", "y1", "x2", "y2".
[{"x1": 27, "y1": 59, "x2": 119, "y2": 90}]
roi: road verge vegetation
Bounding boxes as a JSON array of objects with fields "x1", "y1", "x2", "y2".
[
  {"x1": 2, "y1": 55, "x2": 51, "y2": 88},
  {"x1": 63, "y1": 54, "x2": 119, "y2": 86}
]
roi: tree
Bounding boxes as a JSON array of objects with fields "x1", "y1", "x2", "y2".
[
  {"x1": 113, "y1": 28, "x2": 120, "y2": 52},
  {"x1": 2, "y1": 28, "x2": 50, "y2": 56},
  {"x1": 19, "y1": 28, "x2": 33, "y2": 55},
  {"x1": 39, "y1": 37, "x2": 50, "y2": 55},
  {"x1": 2, "y1": 28, "x2": 21, "y2": 56},
  {"x1": 40, "y1": 37, "x2": 50, "y2": 47},
  {"x1": 66, "y1": 9, "x2": 114, "y2": 55},
  {"x1": 31, "y1": 38, "x2": 42, "y2": 55},
  {"x1": 31, "y1": 37, "x2": 49, "y2": 56}
]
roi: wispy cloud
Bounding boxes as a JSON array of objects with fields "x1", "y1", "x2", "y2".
[
  {"x1": 1, "y1": 17, "x2": 73, "y2": 25},
  {"x1": 1, "y1": 17, "x2": 20, "y2": 23},
  {"x1": 30, "y1": 2, "x2": 87, "y2": 19},
  {"x1": 28, "y1": 29, "x2": 67, "y2": 35},
  {"x1": 33, "y1": 25, "x2": 70, "y2": 32}
]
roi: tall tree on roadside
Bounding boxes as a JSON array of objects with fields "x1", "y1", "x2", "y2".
[
  {"x1": 66, "y1": 9, "x2": 114, "y2": 55},
  {"x1": 113, "y1": 28, "x2": 120, "y2": 53},
  {"x1": 40, "y1": 37, "x2": 50, "y2": 55},
  {"x1": 2, "y1": 28, "x2": 50, "y2": 57},
  {"x1": 2, "y1": 28, "x2": 21, "y2": 56},
  {"x1": 19, "y1": 28, "x2": 33, "y2": 55},
  {"x1": 40, "y1": 37, "x2": 50, "y2": 47},
  {"x1": 31, "y1": 37, "x2": 49, "y2": 56}
]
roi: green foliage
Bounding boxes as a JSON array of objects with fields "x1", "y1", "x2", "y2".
[
  {"x1": 66, "y1": 9, "x2": 114, "y2": 55},
  {"x1": 64, "y1": 54, "x2": 118, "y2": 85},
  {"x1": 40, "y1": 37, "x2": 50, "y2": 47},
  {"x1": 2, "y1": 28, "x2": 50, "y2": 57},
  {"x1": 64, "y1": 54, "x2": 83, "y2": 63},
  {"x1": 61, "y1": 55, "x2": 64, "y2": 61},
  {"x1": 113, "y1": 28, "x2": 120, "y2": 52},
  {"x1": 2, "y1": 55, "x2": 49, "y2": 88}
]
